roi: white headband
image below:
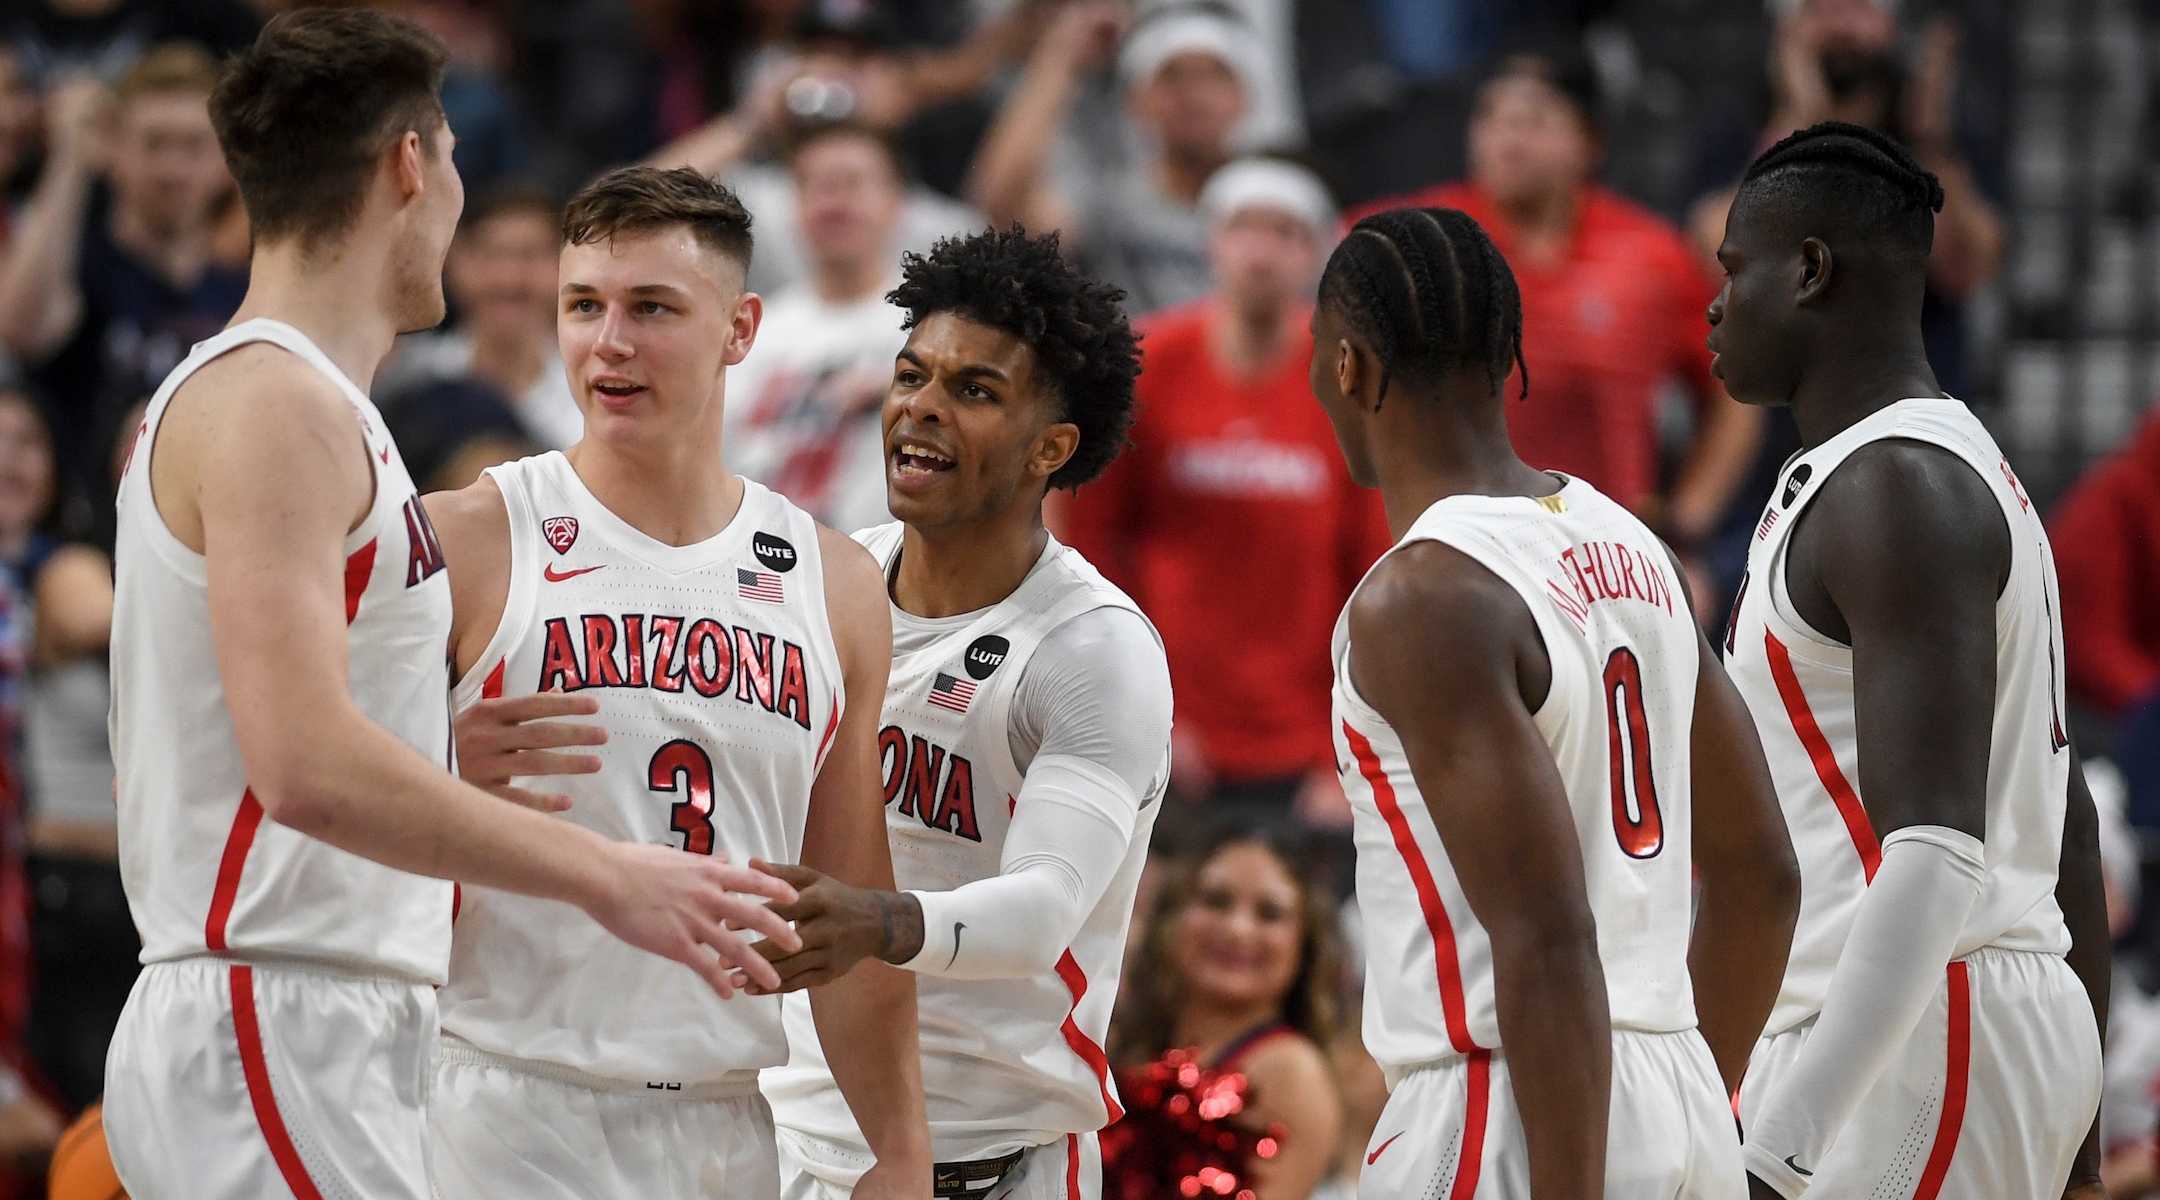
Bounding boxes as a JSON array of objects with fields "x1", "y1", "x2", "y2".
[
  {"x1": 1199, "y1": 158, "x2": 1338, "y2": 246},
  {"x1": 1117, "y1": 10, "x2": 1256, "y2": 91}
]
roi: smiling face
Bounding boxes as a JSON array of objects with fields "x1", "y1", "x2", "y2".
[
  {"x1": 448, "y1": 205, "x2": 559, "y2": 343},
  {"x1": 557, "y1": 226, "x2": 758, "y2": 450},
  {"x1": 1706, "y1": 190, "x2": 1812, "y2": 408},
  {"x1": 882, "y1": 311, "x2": 1077, "y2": 532},
  {"x1": 1170, "y1": 842, "x2": 1306, "y2": 1014}
]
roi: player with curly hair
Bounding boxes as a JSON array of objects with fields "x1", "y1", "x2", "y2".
[{"x1": 755, "y1": 226, "x2": 1174, "y2": 1200}]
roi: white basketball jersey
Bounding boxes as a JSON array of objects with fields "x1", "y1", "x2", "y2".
[
  {"x1": 112, "y1": 318, "x2": 455, "y2": 983},
  {"x1": 764, "y1": 523, "x2": 1163, "y2": 1162},
  {"x1": 1334, "y1": 476, "x2": 1701, "y2": 1079},
  {"x1": 1725, "y1": 398, "x2": 2073, "y2": 1036},
  {"x1": 436, "y1": 453, "x2": 844, "y2": 1083}
]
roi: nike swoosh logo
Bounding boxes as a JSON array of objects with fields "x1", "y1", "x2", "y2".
[
  {"x1": 947, "y1": 922, "x2": 964, "y2": 969},
  {"x1": 543, "y1": 564, "x2": 605, "y2": 583},
  {"x1": 1785, "y1": 1155, "x2": 1812, "y2": 1177},
  {"x1": 1367, "y1": 1131, "x2": 1404, "y2": 1165}
]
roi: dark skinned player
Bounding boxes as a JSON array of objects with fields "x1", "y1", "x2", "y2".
[
  {"x1": 745, "y1": 228, "x2": 1175, "y2": 1200},
  {"x1": 1308, "y1": 206, "x2": 1799, "y2": 1198},
  {"x1": 1710, "y1": 122, "x2": 2110, "y2": 1200}
]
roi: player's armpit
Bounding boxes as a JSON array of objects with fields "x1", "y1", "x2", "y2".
[
  {"x1": 1791, "y1": 439, "x2": 2009, "y2": 842},
  {"x1": 1346, "y1": 541, "x2": 1609, "y2": 1200},
  {"x1": 1686, "y1": 630, "x2": 1799, "y2": 1094},
  {"x1": 422, "y1": 475, "x2": 512, "y2": 681}
]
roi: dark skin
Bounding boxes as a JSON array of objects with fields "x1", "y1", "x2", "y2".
[
  {"x1": 738, "y1": 310, "x2": 1084, "y2": 992},
  {"x1": 1309, "y1": 305, "x2": 1798, "y2": 1198},
  {"x1": 1710, "y1": 188, "x2": 2109, "y2": 1200}
]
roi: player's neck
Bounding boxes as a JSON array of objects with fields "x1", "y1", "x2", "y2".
[
  {"x1": 891, "y1": 511, "x2": 1049, "y2": 619},
  {"x1": 229, "y1": 236, "x2": 404, "y2": 393},
  {"x1": 1369, "y1": 382, "x2": 1554, "y2": 540},
  {"x1": 563, "y1": 432, "x2": 746, "y2": 548},
  {"x1": 1788, "y1": 337, "x2": 1942, "y2": 450}
]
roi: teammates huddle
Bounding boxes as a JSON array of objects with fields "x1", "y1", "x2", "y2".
[{"x1": 94, "y1": 10, "x2": 2107, "y2": 1200}]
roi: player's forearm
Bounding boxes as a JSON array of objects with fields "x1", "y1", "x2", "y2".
[
  {"x1": 1490, "y1": 921, "x2": 1610, "y2": 1200},
  {"x1": 1742, "y1": 828, "x2": 1984, "y2": 1196},
  {"x1": 2059, "y1": 746, "x2": 2111, "y2": 1188},
  {"x1": 1688, "y1": 864, "x2": 1795, "y2": 1095},
  {"x1": 249, "y1": 704, "x2": 616, "y2": 909},
  {"x1": 812, "y1": 962, "x2": 932, "y2": 1174}
]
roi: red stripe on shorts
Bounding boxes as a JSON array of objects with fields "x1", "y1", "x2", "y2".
[
  {"x1": 228, "y1": 965, "x2": 326, "y2": 1200},
  {"x1": 1764, "y1": 630, "x2": 1881, "y2": 880},
  {"x1": 1346, "y1": 720, "x2": 1480, "y2": 1054},
  {"x1": 1911, "y1": 961, "x2": 1972, "y2": 1200},
  {"x1": 204, "y1": 789, "x2": 266, "y2": 951},
  {"x1": 1449, "y1": 1049, "x2": 1492, "y2": 1200},
  {"x1": 1064, "y1": 1132, "x2": 1080, "y2": 1200}
]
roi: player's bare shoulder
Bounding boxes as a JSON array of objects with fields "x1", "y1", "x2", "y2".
[
  {"x1": 816, "y1": 521, "x2": 892, "y2": 668},
  {"x1": 423, "y1": 474, "x2": 512, "y2": 675},
  {"x1": 153, "y1": 342, "x2": 374, "y2": 552}
]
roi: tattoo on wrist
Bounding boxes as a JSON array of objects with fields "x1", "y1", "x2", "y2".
[{"x1": 876, "y1": 891, "x2": 926, "y2": 965}]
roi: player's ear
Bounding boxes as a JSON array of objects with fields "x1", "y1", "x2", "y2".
[
  {"x1": 1796, "y1": 237, "x2": 1834, "y2": 306},
  {"x1": 723, "y1": 290, "x2": 763, "y2": 368},
  {"x1": 1029, "y1": 420, "x2": 1080, "y2": 483},
  {"x1": 390, "y1": 129, "x2": 426, "y2": 203}
]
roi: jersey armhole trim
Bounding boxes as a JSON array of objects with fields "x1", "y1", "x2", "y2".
[{"x1": 450, "y1": 460, "x2": 540, "y2": 708}]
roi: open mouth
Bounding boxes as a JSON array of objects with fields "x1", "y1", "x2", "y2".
[
  {"x1": 892, "y1": 441, "x2": 956, "y2": 476},
  {"x1": 592, "y1": 378, "x2": 647, "y2": 403}
]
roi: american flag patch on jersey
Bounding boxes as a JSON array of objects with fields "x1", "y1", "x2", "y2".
[
  {"x1": 928, "y1": 672, "x2": 976, "y2": 714},
  {"x1": 738, "y1": 568, "x2": 785, "y2": 603}
]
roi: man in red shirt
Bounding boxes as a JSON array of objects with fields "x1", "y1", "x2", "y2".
[
  {"x1": 1062, "y1": 158, "x2": 1393, "y2": 817},
  {"x1": 1348, "y1": 48, "x2": 1759, "y2": 552},
  {"x1": 2051, "y1": 406, "x2": 2160, "y2": 719}
]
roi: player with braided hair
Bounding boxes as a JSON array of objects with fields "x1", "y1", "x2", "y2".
[
  {"x1": 1711, "y1": 122, "x2": 2109, "y2": 1199},
  {"x1": 1310, "y1": 204, "x2": 1799, "y2": 1198}
]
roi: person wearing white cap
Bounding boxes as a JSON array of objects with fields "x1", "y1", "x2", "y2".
[
  {"x1": 1064, "y1": 157, "x2": 1395, "y2": 834},
  {"x1": 968, "y1": 2, "x2": 1254, "y2": 315}
]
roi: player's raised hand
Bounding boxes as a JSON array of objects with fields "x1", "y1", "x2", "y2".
[
  {"x1": 454, "y1": 691, "x2": 607, "y2": 812},
  {"x1": 733, "y1": 860, "x2": 923, "y2": 994},
  {"x1": 585, "y1": 844, "x2": 805, "y2": 998}
]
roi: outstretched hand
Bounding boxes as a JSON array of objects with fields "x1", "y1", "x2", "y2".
[
  {"x1": 732, "y1": 860, "x2": 923, "y2": 994},
  {"x1": 455, "y1": 690, "x2": 607, "y2": 812},
  {"x1": 585, "y1": 844, "x2": 804, "y2": 998}
]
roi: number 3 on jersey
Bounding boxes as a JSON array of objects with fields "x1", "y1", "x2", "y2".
[
  {"x1": 1604, "y1": 647, "x2": 1664, "y2": 858},
  {"x1": 649, "y1": 740, "x2": 716, "y2": 855}
]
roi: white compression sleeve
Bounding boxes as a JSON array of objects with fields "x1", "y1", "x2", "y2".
[
  {"x1": 900, "y1": 754, "x2": 1140, "y2": 979},
  {"x1": 1742, "y1": 825, "x2": 1987, "y2": 1196}
]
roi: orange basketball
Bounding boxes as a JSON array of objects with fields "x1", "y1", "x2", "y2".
[{"x1": 45, "y1": 1103, "x2": 126, "y2": 1200}]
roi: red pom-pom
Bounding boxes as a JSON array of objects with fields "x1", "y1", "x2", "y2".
[{"x1": 1097, "y1": 1050, "x2": 1291, "y2": 1200}]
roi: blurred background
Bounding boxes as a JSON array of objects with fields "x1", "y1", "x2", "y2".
[{"x1": 0, "y1": 0, "x2": 2156, "y2": 1196}]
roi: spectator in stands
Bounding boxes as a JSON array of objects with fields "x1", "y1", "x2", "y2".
[
  {"x1": 646, "y1": 36, "x2": 984, "y2": 298},
  {"x1": 378, "y1": 185, "x2": 581, "y2": 450},
  {"x1": 20, "y1": 392, "x2": 123, "y2": 1114},
  {"x1": 970, "y1": 2, "x2": 1253, "y2": 315},
  {"x1": 1686, "y1": 0, "x2": 2003, "y2": 400},
  {"x1": 1109, "y1": 827, "x2": 1343, "y2": 1200},
  {"x1": 722, "y1": 121, "x2": 909, "y2": 534},
  {"x1": 0, "y1": 0, "x2": 259, "y2": 87},
  {"x1": 1062, "y1": 157, "x2": 1390, "y2": 819},
  {"x1": 0, "y1": 43, "x2": 244, "y2": 538},
  {"x1": 385, "y1": 377, "x2": 542, "y2": 493},
  {"x1": 2051, "y1": 405, "x2": 2160, "y2": 723},
  {"x1": 375, "y1": 0, "x2": 529, "y2": 193},
  {"x1": 1346, "y1": 48, "x2": 1760, "y2": 558},
  {"x1": 0, "y1": 390, "x2": 69, "y2": 1178}
]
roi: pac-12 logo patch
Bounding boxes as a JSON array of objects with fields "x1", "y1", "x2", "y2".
[
  {"x1": 753, "y1": 532, "x2": 797, "y2": 573},
  {"x1": 963, "y1": 634, "x2": 1010, "y2": 680},
  {"x1": 543, "y1": 516, "x2": 579, "y2": 555},
  {"x1": 1780, "y1": 464, "x2": 1813, "y2": 509}
]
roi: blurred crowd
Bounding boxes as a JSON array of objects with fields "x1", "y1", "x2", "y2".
[{"x1": 0, "y1": 0, "x2": 2145, "y2": 1197}]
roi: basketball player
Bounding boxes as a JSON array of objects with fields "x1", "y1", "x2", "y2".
[
  {"x1": 1709, "y1": 123, "x2": 2109, "y2": 1199},
  {"x1": 745, "y1": 227, "x2": 1173, "y2": 1200},
  {"x1": 422, "y1": 167, "x2": 930, "y2": 1199},
  {"x1": 102, "y1": 14, "x2": 802, "y2": 1200},
  {"x1": 1308, "y1": 207, "x2": 1801, "y2": 1198}
]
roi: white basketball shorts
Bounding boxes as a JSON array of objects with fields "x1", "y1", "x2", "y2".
[
  {"x1": 104, "y1": 956, "x2": 438, "y2": 1200},
  {"x1": 430, "y1": 1038, "x2": 780, "y2": 1199},
  {"x1": 777, "y1": 1128, "x2": 1100, "y2": 1200},
  {"x1": 1738, "y1": 946, "x2": 2101, "y2": 1198},
  {"x1": 1358, "y1": 1027, "x2": 1744, "y2": 1199}
]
